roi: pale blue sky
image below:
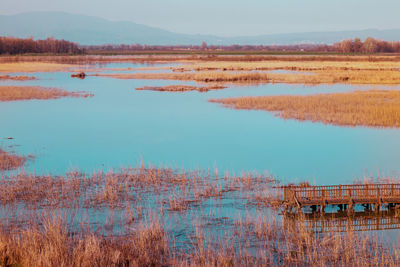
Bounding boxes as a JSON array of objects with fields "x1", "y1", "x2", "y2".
[{"x1": 1, "y1": 0, "x2": 399, "y2": 36}]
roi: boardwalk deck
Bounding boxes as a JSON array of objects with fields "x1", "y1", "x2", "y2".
[{"x1": 280, "y1": 184, "x2": 400, "y2": 213}]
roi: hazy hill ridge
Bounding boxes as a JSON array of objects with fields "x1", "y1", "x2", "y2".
[{"x1": 1, "y1": 12, "x2": 399, "y2": 45}]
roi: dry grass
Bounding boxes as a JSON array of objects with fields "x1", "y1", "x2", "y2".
[
  {"x1": 210, "y1": 89, "x2": 400, "y2": 128},
  {"x1": 0, "y1": 86, "x2": 93, "y2": 101},
  {"x1": 94, "y1": 69, "x2": 400, "y2": 85},
  {"x1": 94, "y1": 72, "x2": 272, "y2": 83},
  {"x1": 0, "y1": 164, "x2": 399, "y2": 266},
  {"x1": 0, "y1": 55, "x2": 193, "y2": 64},
  {"x1": 90, "y1": 56, "x2": 400, "y2": 85},
  {"x1": 0, "y1": 62, "x2": 83, "y2": 73},
  {"x1": 0, "y1": 149, "x2": 26, "y2": 170},
  {"x1": 0, "y1": 206, "x2": 399, "y2": 266},
  {"x1": 4, "y1": 55, "x2": 400, "y2": 85},
  {"x1": 0, "y1": 74, "x2": 36, "y2": 81},
  {"x1": 0, "y1": 166, "x2": 277, "y2": 209},
  {"x1": 175, "y1": 59, "x2": 400, "y2": 72},
  {"x1": 0, "y1": 217, "x2": 169, "y2": 267},
  {"x1": 136, "y1": 84, "x2": 226, "y2": 92},
  {"x1": 2, "y1": 54, "x2": 400, "y2": 64}
]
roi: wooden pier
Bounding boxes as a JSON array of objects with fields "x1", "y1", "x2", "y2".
[{"x1": 281, "y1": 184, "x2": 400, "y2": 213}]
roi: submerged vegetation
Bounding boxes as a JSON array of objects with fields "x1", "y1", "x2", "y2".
[
  {"x1": 210, "y1": 90, "x2": 400, "y2": 128},
  {"x1": 136, "y1": 84, "x2": 226, "y2": 92},
  {"x1": 0, "y1": 86, "x2": 93, "y2": 101},
  {"x1": 0, "y1": 163, "x2": 399, "y2": 266},
  {"x1": 0, "y1": 149, "x2": 27, "y2": 170},
  {"x1": 0, "y1": 74, "x2": 36, "y2": 81}
]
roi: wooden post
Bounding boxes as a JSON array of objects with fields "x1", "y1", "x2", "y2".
[
  {"x1": 283, "y1": 187, "x2": 287, "y2": 202},
  {"x1": 348, "y1": 189, "x2": 353, "y2": 214},
  {"x1": 321, "y1": 189, "x2": 326, "y2": 212},
  {"x1": 376, "y1": 187, "x2": 381, "y2": 213}
]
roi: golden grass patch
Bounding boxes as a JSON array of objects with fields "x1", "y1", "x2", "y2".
[
  {"x1": 0, "y1": 62, "x2": 82, "y2": 73},
  {"x1": 0, "y1": 86, "x2": 93, "y2": 101},
  {"x1": 175, "y1": 59, "x2": 400, "y2": 72},
  {"x1": 210, "y1": 90, "x2": 400, "y2": 128}
]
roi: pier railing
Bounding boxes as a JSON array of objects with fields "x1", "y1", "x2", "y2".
[{"x1": 281, "y1": 184, "x2": 400, "y2": 208}]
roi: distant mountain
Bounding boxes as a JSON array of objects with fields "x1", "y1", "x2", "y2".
[{"x1": 1, "y1": 12, "x2": 400, "y2": 45}]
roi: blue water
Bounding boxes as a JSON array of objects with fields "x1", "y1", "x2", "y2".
[{"x1": 1, "y1": 63, "x2": 400, "y2": 185}]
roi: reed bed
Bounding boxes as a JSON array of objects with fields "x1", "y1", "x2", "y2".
[
  {"x1": 0, "y1": 62, "x2": 83, "y2": 73},
  {"x1": 4, "y1": 55, "x2": 400, "y2": 85},
  {"x1": 211, "y1": 89, "x2": 400, "y2": 128},
  {"x1": 175, "y1": 60, "x2": 400, "y2": 72},
  {"x1": 0, "y1": 55, "x2": 193, "y2": 65},
  {"x1": 136, "y1": 84, "x2": 226, "y2": 93},
  {"x1": 88, "y1": 55, "x2": 400, "y2": 85},
  {"x1": 0, "y1": 167, "x2": 277, "y2": 209},
  {"x1": 94, "y1": 72, "x2": 272, "y2": 83},
  {"x1": 0, "y1": 217, "x2": 170, "y2": 267},
  {"x1": 2, "y1": 214, "x2": 400, "y2": 266},
  {"x1": 2, "y1": 54, "x2": 400, "y2": 64},
  {"x1": 0, "y1": 86, "x2": 93, "y2": 101},
  {"x1": 94, "y1": 68, "x2": 400, "y2": 85},
  {"x1": 0, "y1": 149, "x2": 26, "y2": 170},
  {"x1": 1, "y1": 164, "x2": 400, "y2": 266}
]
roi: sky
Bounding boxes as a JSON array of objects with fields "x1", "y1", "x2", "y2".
[{"x1": 1, "y1": 0, "x2": 400, "y2": 36}]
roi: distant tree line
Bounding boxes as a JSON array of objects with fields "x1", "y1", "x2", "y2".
[
  {"x1": 84, "y1": 43, "x2": 334, "y2": 53},
  {"x1": 0, "y1": 37, "x2": 83, "y2": 54},
  {"x1": 85, "y1": 38, "x2": 400, "y2": 54},
  {"x1": 333, "y1": 38, "x2": 400, "y2": 53},
  {"x1": 1, "y1": 36, "x2": 400, "y2": 54}
]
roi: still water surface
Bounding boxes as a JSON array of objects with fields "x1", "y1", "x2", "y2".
[{"x1": 1, "y1": 63, "x2": 400, "y2": 185}]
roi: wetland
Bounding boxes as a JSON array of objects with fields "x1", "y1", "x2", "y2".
[{"x1": 1, "y1": 54, "x2": 400, "y2": 266}]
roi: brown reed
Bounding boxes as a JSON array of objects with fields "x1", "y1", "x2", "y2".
[
  {"x1": 0, "y1": 75, "x2": 36, "y2": 81},
  {"x1": 210, "y1": 89, "x2": 400, "y2": 128},
  {"x1": 0, "y1": 86, "x2": 93, "y2": 101},
  {"x1": 0, "y1": 164, "x2": 399, "y2": 266},
  {"x1": 0, "y1": 149, "x2": 27, "y2": 170}
]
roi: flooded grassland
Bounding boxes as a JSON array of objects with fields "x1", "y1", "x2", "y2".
[{"x1": 1, "y1": 54, "x2": 400, "y2": 266}]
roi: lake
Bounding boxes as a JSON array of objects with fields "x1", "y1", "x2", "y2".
[{"x1": 1, "y1": 62, "x2": 400, "y2": 185}]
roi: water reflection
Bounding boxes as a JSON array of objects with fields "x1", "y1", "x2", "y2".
[{"x1": 284, "y1": 209, "x2": 400, "y2": 233}]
